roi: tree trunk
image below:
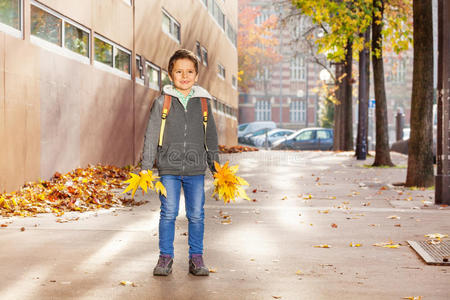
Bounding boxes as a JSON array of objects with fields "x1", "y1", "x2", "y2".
[
  {"x1": 405, "y1": 0, "x2": 434, "y2": 187},
  {"x1": 356, "y1": 29, "x2": 370, "y2": 159},
  {"x1": 371, "y1": 0, "x2": 394, "y2": 167},
  {"x1": 343, "y1": 40, "x2": 353, "y2": 151}
]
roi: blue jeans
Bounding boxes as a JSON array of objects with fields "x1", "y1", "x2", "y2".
[{"x1": 158, "y1": 175, "x2": 205, "y2": 257}]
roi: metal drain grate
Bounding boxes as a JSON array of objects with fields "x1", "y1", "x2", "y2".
[{"x1": 408, "y1": 240, "x2": 450, "y2": 265}]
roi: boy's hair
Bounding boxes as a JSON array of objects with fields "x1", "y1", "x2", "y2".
[{"x1": 168, "y1": 49, "x2": 199, "y2": 75}]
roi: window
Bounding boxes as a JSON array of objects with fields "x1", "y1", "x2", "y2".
[
  {"x1": 162, "y1": 9, "x2": 180, "y2": 43},
  {"x1": 201, "y1": 46, "x2": 208, "y2": 66},
  {"x1": 0, "y1": 0, "x2": 21, "y2": 32},
  {"x1": 94, "y1": 34, "x2": 131, "y2": 75},
  {"x1": 295, "y1": 130, "x2": 315, "y2": 141},
  {"x1": 161, "y1": 70, "x2": 171, "y2": 87},
  {"x1": 217, "y1": 64, "x2": 225, "y2": 79},
  {"x1": 291, "y1": 56, "x2": 306, "y2": 81},
  {"x1": 226, "y1": 19, "x2": 237, "y2": 47},
  {"x1": 255, "y1": 100, "x2": 271, "y2": 121},
  {"x1": 195, "y1": 41, "x2": 202, "y2": 61},
  {"x1": 256, "y1": 66, "x2": 271, "y2": 81},
  {"x1": 317, "y1": 130, "x2": 331, "y2": 139},
  {"x1": 213, "y1": 98, "x2": 218, "y2": 110},
  {"x1": 146, "y1": 61, "x2": 160, "y2": 90},
  {"x1": 208, "y1": 0, "x2": 225, "y2": 30},
  {"x1": 290, "y1": 100, "x2": 306, "y2": 122},
  {"x1": 31, "y1": 4, "x2": 62, "y2": 46},
  {"x1": 232, "y1": 76, "x2": 237, "y2": 89},
  {"x1": 122, "y1": 0, "x2": 132, "y2": 5},
  {"x1": 391, "y1": 59, "x2": 406, "y2": 83},
  {"x1": 94, "y1": 37, "x2": 113, "y2": 67},
  {"x1": 136, "y1": 55, "x2": 144, "y2": 82},
  {"x1": 255, "y1": 11, "x2": 269, "y2": 25},
  {"x1": 30, "y1": 2, "x2": 90, "y2": 61}
]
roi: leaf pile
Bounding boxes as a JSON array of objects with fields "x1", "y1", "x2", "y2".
[
  {"x1": 0, "y1": 164, "x2": 142, "y2": 217},
  {"x1": 218, "y1": 145, "x2": 259, "y2": 153},
  {"x1": 122, "y1": 170, "x2": 166, "y2": 198},
  {"x1": 213, "y1": 161, "x2": 251, "y2": 204}
]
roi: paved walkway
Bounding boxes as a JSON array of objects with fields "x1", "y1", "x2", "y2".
[{"x1": 0, "y1": 151, "x2": 449, "y2": 300}]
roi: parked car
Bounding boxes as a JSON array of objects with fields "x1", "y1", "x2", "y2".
[
  {"x1": 271, "y1": 128, "x2": 334, "y2": 150},
  {"x1": 252, "y1": 128, "x2": 296, "y2": 147},
  {"x1": 238, "y1": 121, "x2": 276, "y2": 143},
  {"x1": 241, "y1": 127, "x2": 274, "y2": 145}
]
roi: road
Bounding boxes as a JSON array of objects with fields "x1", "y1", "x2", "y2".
[{"x1": 0, "y1": 151, "x2": 449, "y2": 300}]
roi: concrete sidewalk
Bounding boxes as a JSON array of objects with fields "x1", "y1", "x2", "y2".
[{"x1": 0, "y1": 151, "x2": 449, "y2": 300}]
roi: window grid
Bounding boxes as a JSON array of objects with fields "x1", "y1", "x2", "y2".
[
  {"x1": 162, "y1": 9, "x2": 180, "y2": 43},
  {"x1": 217, "y1": 64, "x2": 225, "y2": 79},
  {"x1": 135, "y1": 55, "x2": 144, "y2": 81},
  {"x1": 146, "y1": 61, "x2": 160, "y2": 90},
  {"x1": 30, "y1": 1, "x2": 91, "y2": 62},
  {"x1": 255, "y1": 100, "x2": 271, "y2": 121},
  {"x1": 291, "y1": 56, "x2": 306, "y2": 81},
  {"x1": 201, "y1": 46, "x2": 208, "y2": 66},
  {"x1": 0, "y1": 0, "x2": 22, "y2": 36},
  {"x1": 290, "y1": 100, "x2": 306, "y2": 123},
  {"x1": 94, "y1": 34, "x2": 131, "y2": 75}
]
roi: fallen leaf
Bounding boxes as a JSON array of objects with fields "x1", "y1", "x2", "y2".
[
  {"x1": 313, "y1": 244, "x2": 331, "y2": 248},
  {"x1": 120, "y1": 281, "x2": 136, "y2": 287},
  {"x1": 331, "y1": 223, "x2": 338, "y2": 228},
  {"x1": 387, "y1": 215, "x2": 400, "y2": 219},
  {"x1": 272, "y1": 296, "x2": 282, "y2": 299},
  {"x1": 295, "y1": 270, "x2": 302, "y2": 275},
  {"x1": 1, "y1": 224, "x2": 7, "y2": 228},
  {"x1": 318, "y1": 210, "x2": 329, "y2": 214},
  {"x1": 425, "y1": 233, "x2": 448, "y2": 239},
  {"x1": 394, "y1": 224, "x2": 402, "y2": 227},
  {"x1": 402, "y1": 297, "x2": 422, "y2": 300},
  {"x1": 20, "y1": 227, "x2": 25, "y2": 232},
  {"x1": 373, "y1": 241, "x2": 400, "y2": 248},
  {"x1": 349, "y1": 242, "x2": 362, "y2": 247},
  {"x1": 281, "y1": 196, "x2": 287, "y2": 200},
  {"x1": 221, "y1": 219, "x2": 232, "y2": 224},
  {"x1": 209, "y1": 268, "x2": 217, "y2": 273}
]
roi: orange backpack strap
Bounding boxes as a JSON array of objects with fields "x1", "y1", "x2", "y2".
[
  {"x1": 201, "y1": 98, "x2": 209, "y2": 151},
  {"x1": 158, "y1": 95, "x2": 172, "y2": 147}
]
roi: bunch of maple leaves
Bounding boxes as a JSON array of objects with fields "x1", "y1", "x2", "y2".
[
  {"x1": 0, "y1": 164, "x2": 142, "y2": 218},
  {"x1": 122, "y1": 170, "x2": 166, "y2": 198},
  {"x1": 213, "y1": 161, "x2": 251, "y2": 204}
]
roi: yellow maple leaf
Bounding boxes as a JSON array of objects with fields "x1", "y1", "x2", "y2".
[
  {"x1": 122, "y1": 173, "x2": 141, "y2": 198},
  {"x1": 155, "y1": 181, "x2": 167, "y2": 197}
]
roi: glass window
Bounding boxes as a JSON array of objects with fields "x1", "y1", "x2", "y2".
[
  {"x1": 195, "y1": 42, "x2": 202, "y2": 61},
  {"x1": 94, "y1": 37, "x2": 113, "y2": 67},
  {"x1": 317, "y1": 130, "x2": 331, "y2": 139},
  {"x1": 232, "y1": 76, "x2": 237, "y2": 89},
  {"x1": 161, "y1": 70, "x2": 171, "y2": 87},
  {"x1": 0, "y1": 0, "x2": 21, "y2": 30},
  {"x1": 162, "y1": 9, "x2": 180, "y2": 43},
  {"x1": 201, "y1": 47, "x2": 208, "y2": 66},
  {"x1": 227, "y1": 19, "x2": 237, "y2": 47},
  {"x1": 290, "y1": 100, "x2": 306, "y2": 122},
  {"x1": 31, "y1": 4, "x2": 62, "y2": 46},
  {"x1": 136, "y1": 55, "x2": 144, "y2": 80},
  {"x1": 291, "y1": 56, "x2": 306, "y2": 81},
  {"x1": 115, "y1": 48, "x2": 130, "y2": 74},
  {"x1": 146, "y1": 62, "x2": 160, "y2": 90},
  {"x1": 217, "y1": 64, "x2": 225, "y2": 79},
  {"x1": 295, "y1": 130, "x2": 315, "y2": 141},
  {"x1": 255, "y1": 100, "x2": 271, "y2": 121},
  {"x1": 64, "y1": 22, "x2": 89, "y2": 57}
]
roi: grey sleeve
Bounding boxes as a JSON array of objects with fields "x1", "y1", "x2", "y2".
[
  {"x1": 141, "y1": 97, "x2": 162, "y2": 170},
  {"x1": 206, "y1": 100, "x2": 220, "y2": 173}
]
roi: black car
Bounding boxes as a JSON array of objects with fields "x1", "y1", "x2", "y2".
[{"x1": 271, "y1": 128, "x2": 334, "y2": 150}]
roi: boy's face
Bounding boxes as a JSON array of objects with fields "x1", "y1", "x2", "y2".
[{"x1": 169, "y1": 58, "x2": 198, "y2": 95}]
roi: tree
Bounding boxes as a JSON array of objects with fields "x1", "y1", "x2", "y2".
[
  {"x1": 238, "y1": 0, "x2": 280, "y2": 92},
  {"x1": 405, "y1": 0, "x2": 434, "y2": 187},
  {"x1": 371, "y1": 0, "x2": 394, "y2": 166}
]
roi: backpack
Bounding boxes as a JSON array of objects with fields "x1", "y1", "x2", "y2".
[{"x1": 158, "y1": 94, "x2": 209, "y2": 150}]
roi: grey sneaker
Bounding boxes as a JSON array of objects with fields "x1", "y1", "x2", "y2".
[
  {"x1": 153, "y1": 254, "x2": 173, "y2": 276},
  {"x1": 189, "y1": 254, "x2": 209, "y2": 276}
]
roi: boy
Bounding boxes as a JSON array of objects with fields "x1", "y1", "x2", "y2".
[{"x1": 141, "y1": 49, "x2": 220, "y2": 276}]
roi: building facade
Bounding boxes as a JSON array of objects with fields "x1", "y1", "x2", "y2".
[
  {"x1": 0, "y1": 0, "x2": 238, "y2": 192},
  {"x1": 238, "y1": 0, "x2": 322, "y2": 130}
]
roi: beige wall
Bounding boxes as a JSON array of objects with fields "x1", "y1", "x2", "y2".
[{"x1": 0, "y1": 0, "x2": 238, "y2": 192}]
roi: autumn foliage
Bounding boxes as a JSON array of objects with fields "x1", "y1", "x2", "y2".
[
  {"x1": 238, "y1": 0, "x2": 280, "y2": 92},
  {"x1": 213, "y1": 161, "x2": 251, "y2": 204},
  {"x1": 0, "y1": 165, "x2": 142, "y2": 217}
]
